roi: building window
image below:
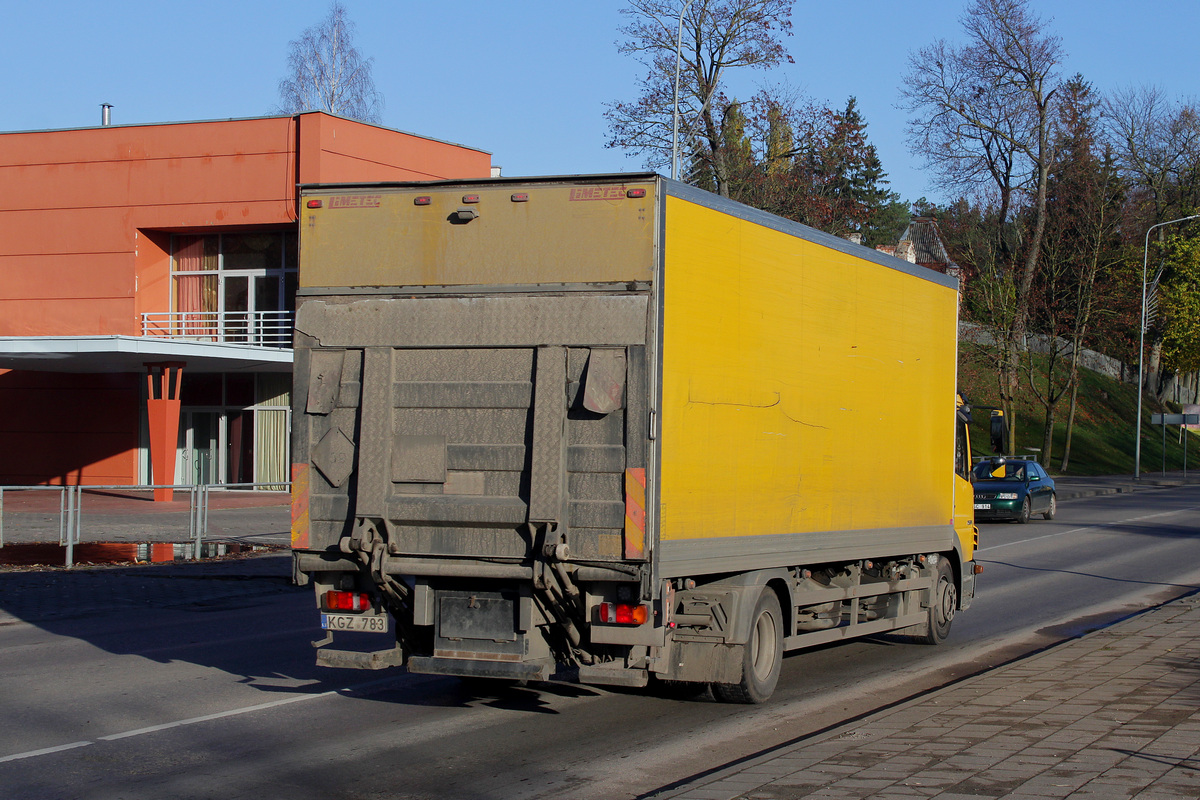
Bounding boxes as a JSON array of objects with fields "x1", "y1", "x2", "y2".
[
  {"x1": 170, "y1": 231, "x2": 298, "y2": 345},
  {"x1": 172, "y1": 372, "x2": 292, "y2": 490}
]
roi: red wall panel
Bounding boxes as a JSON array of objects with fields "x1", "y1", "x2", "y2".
[{"x1": 0, "y1": 371, "x2": 140, "y2": 485}]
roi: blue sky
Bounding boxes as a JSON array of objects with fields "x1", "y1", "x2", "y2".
[{"x1": 4, "y1": 1, "x2": 1197, "y2": 205}]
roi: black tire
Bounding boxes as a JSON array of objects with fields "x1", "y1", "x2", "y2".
[
  {"x1": 712, "y1": 589, "x2": 783, "y2": 704},
  {"x1": 1016, "y1": 496, "x2": 1031, "y2": 524},
  {"x1": 911, "y1": 558, "x2": 956, "y2": 645},
  {"x1": 1043, "y1": 493, "x2": 1057, "y2": 520}
]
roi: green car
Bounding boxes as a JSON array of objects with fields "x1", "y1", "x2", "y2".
[{"x1": 971, "y1": 458, "x2": 1057, "y2": 523}]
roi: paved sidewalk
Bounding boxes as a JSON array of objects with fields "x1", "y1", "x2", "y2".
[
  {"x1": 1055, "y1": 470, "x2": 1200, "y2": 501},
  {"x1": 653, "y1": 593, "x2": 1200, "y2": 800}
]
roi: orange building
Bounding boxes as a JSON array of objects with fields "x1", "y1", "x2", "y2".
[{"x1": 0, "y1": 112, "x2": 491, "y2": 497}]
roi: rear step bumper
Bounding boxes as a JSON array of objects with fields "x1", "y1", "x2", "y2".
[
  {"x1": 408, "y1": 656, "x2": 550, "y2": 682},
  {"x1": 316, "y1": 647, "x2": 404, "y2": 670}
]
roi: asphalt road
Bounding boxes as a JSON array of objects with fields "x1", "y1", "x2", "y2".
[{"x1": 2, "y1": 486, "x2": 1199, "y2": 800}]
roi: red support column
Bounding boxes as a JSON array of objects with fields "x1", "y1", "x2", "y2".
[{"x1": 145, "y1": 362, "x2": 185, "y2": 502}]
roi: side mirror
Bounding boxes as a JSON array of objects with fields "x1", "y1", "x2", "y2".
[{"x1": 990, "y1": 411, "x2": 1009, "y2": 454}]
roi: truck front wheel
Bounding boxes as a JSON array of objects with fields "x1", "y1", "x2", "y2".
[{"x1": 713, "y1": 589, "x2": 783, "y2": 704}]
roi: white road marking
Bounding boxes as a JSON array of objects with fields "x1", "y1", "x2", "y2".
[
  {"x1": 980, "y1": 505, "x2": 1200, "y2": 553},
  {"x1": 0, "y1": 675, "x2": 401, "y2": 763},
  {"x1": 0, "y1": 740, "x2": 92, "y2": 763}
]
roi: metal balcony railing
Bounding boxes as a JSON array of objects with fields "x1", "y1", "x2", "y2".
[{"x1": 141, "y1": 311, "x2": 294, "y2": 348}]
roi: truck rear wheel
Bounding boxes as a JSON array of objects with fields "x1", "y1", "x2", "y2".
[
  {"x1": 713, "y1": 589, "x2": 783, "y2": 704},
  {"x1": 911, "y1": 559, "x2": 956, "y2": 645}
]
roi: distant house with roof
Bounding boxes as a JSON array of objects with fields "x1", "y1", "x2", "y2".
[{"x1": 874, "y1": 217, "x2": 964, "y2": 299}]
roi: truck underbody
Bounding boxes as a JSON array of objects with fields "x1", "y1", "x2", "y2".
[{"x1": 297, "y1": 541, "x2": 974, "y2": 703}]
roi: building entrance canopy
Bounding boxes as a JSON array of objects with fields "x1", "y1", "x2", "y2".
[
  {"x1": 0, "y1": 335, "x2": 293, "y2": 374},
  {"x1": 0, "y1": 336, "x2": 293, "y2": 501}
]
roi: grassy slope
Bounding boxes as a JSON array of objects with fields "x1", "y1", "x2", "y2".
[{"x1": 958, "y1": 348, "x2": 1199, "y2": 476}]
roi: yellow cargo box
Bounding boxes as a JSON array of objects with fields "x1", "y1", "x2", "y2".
[{"x1": 295, "y1": 174, "x2": 970, "y2": 571}]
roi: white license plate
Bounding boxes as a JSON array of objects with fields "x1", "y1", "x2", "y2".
[
  {"x1": 974, "y1": 503, "x2": 991, "y2": 510},
  {"x1": 321, "y1": 613, "x2": 389, "y2": 633}
]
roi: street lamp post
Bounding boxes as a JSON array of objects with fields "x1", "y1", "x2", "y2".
[
  {"x1": 671, "y1": 0, "x2": 696, "y2": 180},
  {"x1": 1135, "y1": 214, "x2": 1200, "y2": 479}
]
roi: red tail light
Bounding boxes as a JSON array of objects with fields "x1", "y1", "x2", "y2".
[
  {"x1": 325, "y1": 591, "x2": 372, "y2": 612},
  {"x1": 598, "y1": 602, "x2": 649, "y2": 625}
]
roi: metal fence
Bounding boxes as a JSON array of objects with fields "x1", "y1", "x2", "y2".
[
  {"x1": 0, "y1": 483, "x2": 290, "y2": 568},
  {"x1": 140, "y1": 310, "x2": 294, "y2": 348}
]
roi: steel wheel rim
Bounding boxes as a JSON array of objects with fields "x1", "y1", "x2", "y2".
[
  {"x1": 750, "y1": 609, "x2": 778, "y2": 680},
  {"x1": 939, "y1": 577, "x2": 957, "y2": 625}
]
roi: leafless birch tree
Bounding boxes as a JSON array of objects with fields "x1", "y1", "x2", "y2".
[
  {"x1": 277, "y1": 2, "x2": 383, "y2": 123},
  {"x1": 605, "y1": 0, "x2": 793, "y2": 197}
]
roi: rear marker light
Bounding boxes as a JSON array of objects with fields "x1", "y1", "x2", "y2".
[
  {"x1": 626, "y1": 188, "x2": 647, "y2": 198},
  {"x1": 414, "y1": 196, "x2": 432, "y2": 206},
  {"x1": 599, "y1": 602, "x2": 649, "y2": 625},
  {"x1": 306, "y1": 199, "x2": 323, "y2": 208},
  {"x1": 462, "y1": 194, "x2": 481, "y2": 204},
  {"x1": 511, "y1": 193, "x2": 529, "y2": 202},
  {"x1": 325, "y1": 590, "x2": 372, "y2": 612}
]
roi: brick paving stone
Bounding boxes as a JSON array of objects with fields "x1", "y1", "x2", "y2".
[
  {"x1": 892, "y1": 771, "x2": 963, "y2": 788},
  {"x1": 705, "y1": 779, "x2": 765, "y2": 794},
  {"x1": 827, "y1": 778, "x2": 895, "y2": 791},
  {"x1": 670, "y1": 788, "x2": 743, "y2": 800},
  {"x1": 1067, "y1": 789, "x2": 1136, "y2": 799},
  {"x1": 939, "y1": 755, "x2": 1006, "y2": 771},
  {"x1": 1134, "y1": 788, "x2": 1200, "y2": 799}
]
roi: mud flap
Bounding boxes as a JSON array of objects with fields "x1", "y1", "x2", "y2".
[
  {"x1": 662, "y1": 640, "x2": 743, "y2": 684},
  {"x1": 577, "y1": 664, "x2": 649, "y2": 688},
  {"x1": 960, "y1": 564, "x2": 976, "y2": 611}
]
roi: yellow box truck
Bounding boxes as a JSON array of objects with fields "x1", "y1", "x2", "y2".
[{"x1": 290, "y1": 174, "x2": 979, "y2": 703}]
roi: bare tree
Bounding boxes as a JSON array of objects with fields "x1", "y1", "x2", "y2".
[
  {"x1": 605, "y1": 0, "x2": 793, "y2": 197},
  {"x1": 901, "y1": 0, "x2": 1063, "y2": 455},
  {"x1": 277, "y1": 2, "x2": 383, "y2": 123},
  {"x1": 1015, "y1": 78, "x2": 1124, "y2": 471},
  {"x1": 1102, "y1": 88, "x2": 1200, "y2": 397},
  {"x1": 1103, "y1": 86, "x2": 1200, "y2": 224}
]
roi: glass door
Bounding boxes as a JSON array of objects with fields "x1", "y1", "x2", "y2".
[
  {"x1": 221, "y1": 273, "x2": 281, "y2": 344},
  {"x1": 176, "y1": 410, "x2": 222, "y2": 486},
  {"x1": 221, "y1": 275, "x2": 251, "y2": 343}
]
